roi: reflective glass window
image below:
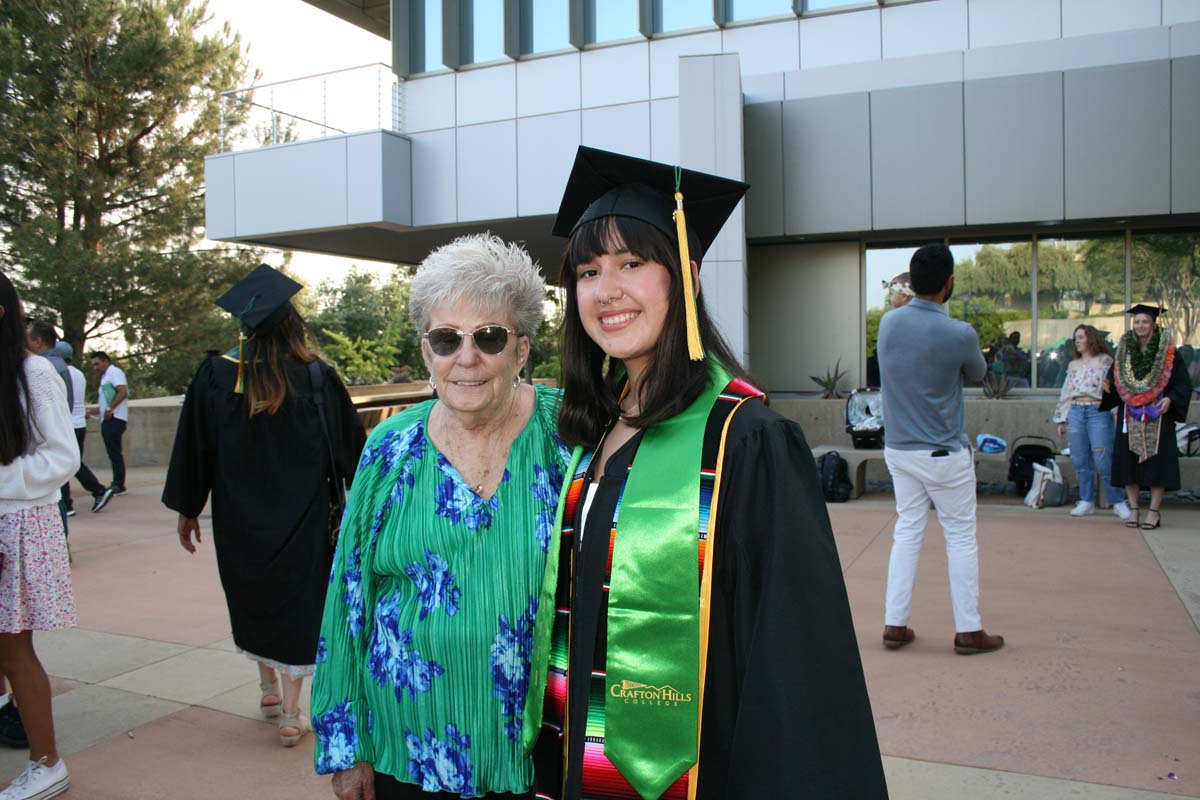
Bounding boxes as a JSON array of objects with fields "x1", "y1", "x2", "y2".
[
  {"x1": 586, "y1": 0, "x2": 640, "y2": 42},
  {"x1": 1032, "y1": 237, "x2": 1124, "y2": 389},
  {"x1": 864, "y1": 244, "x2": 921, "y2": 388},
  {"x1": 949, "y1": 241, "x2": 1032, "y2": 389},
  {"x1": 521, "y1": 0, "x2": 570, "y2": 54},
  {"x1": 728, "y1": 0, "x2": 795, "y2": 21},
  {"x1": 656, "y1": 0, "x2": 713, "y2": 32},
  {"x1": 467, "y1": 0, "x2": 506, "y2": 63},
  {"x1": 415, "y1": 0, "x2": 443, "y2": 73},
  {"x1": 1132, "y1": 231, "x2": 1200, "y2": 361}
]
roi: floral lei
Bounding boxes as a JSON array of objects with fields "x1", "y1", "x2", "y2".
[{"x1": 1115, "y1": 327, "x2": 1175, "y2": 407}]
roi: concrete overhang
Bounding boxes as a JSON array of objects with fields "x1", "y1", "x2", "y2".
[{"x1": 204, "y1": 130, "x2": 567, "y2": 275}]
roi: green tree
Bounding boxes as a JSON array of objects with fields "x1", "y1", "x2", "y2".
[
  {"x1": 0, "y1": 0, "x2": 262, "y2": 394},
  {"x1": 1133, "y1": 233, "x2": 1200, "y2": 343}
]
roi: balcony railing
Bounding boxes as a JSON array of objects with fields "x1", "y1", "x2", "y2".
[{"x1": 217, "y1": 63, "x2": 403, "y2": 153}]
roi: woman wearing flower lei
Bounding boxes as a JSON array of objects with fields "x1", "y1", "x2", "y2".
[{"x1": 1100, "y1": 304, "x2": 1193, "y2": 530}]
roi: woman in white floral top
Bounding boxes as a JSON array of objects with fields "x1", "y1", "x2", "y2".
[{"x1": 1053, "y1": 325, "x2": 1131, "y2": 520}]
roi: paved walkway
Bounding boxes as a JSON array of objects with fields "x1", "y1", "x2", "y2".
[{"x1": 8, "y1": 470, "x2": 1198, "y2": 799}]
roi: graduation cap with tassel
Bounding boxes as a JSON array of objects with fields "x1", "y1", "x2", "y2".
[
  {"x1": 552, "y1": 146, "x2": 749, "y2": 361},
  {"x1": 215, "y1": 264, "x2": 303, "y2": 393}
]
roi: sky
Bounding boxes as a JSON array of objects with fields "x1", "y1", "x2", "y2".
[{"x1": 198, "y1": 0, "x2": 394, "y2": 289}]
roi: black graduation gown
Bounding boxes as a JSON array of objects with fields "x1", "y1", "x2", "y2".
[
  {"x1": 533, "y1": 399, "x2": 888, "y2": 799},
  {"x1": 162, "y1": 356, "x2": 366, "y2": 666},
  {"x1": 1100, "y1": 358, "x2": 1193, "y2": 490}
]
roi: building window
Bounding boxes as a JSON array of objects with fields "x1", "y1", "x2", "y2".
[
  {"x1": 1132, "y1": 232, "x2": 1200, "y2": 353},
  {"x1": 726, "y1": 0, "x2": 795, "y2": 22},
  {"x1": 463, "y1": 0, "x2": 506, "y2": 63},
  {"x1": 519, "y1": 0, "x2": 570, "y2": 54},
  {"x1": 585, "y1": 0, "x2": 640, "y2": 43},
  {"x1": 802, "y1": 0, "x2": 872, "y2": 12},
  {"x1": 950, "y1": 241, "x2": 1034, "y2": 389},
  {"x1": 864, "y1": 244, "x2": 921, "y2": 388},
  {"x1": 1033, "y1": 236, "x2": 1125, "y2": 389},
  {"x1": 411, "y1": 0, "x2": 444, "y2": 73},
  {"x1": 654, "y1": 0, "x2": 713, "y2": 33}
]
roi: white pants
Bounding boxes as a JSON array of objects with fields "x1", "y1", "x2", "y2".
[{"x1": 883, "y1": 446, "x2": 982, "y2": 633}]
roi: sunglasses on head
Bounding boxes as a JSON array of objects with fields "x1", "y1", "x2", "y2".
[{"x1": 424, "y1": 325, "x2": 519, "y2": 356}]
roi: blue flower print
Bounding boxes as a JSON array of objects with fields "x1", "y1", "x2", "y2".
[
  {"x1": 343, "y1": 545, "x2": 365, "y2": 639},
  {"x1": 359, "y1": 420, "x2": 426, "y2": 477},
  {"x1": 551, "y1": 431, "x2": 572, "y2": 469},
  {"x1": 314, "y1": 700, "x2": 359, "y2": 774},
  {"x1": 490, "y1": 596, "x2": 538, "y2": 740},
  {"x1": 405, "y1": 724, "x2": 477, "y2": 796},
  {"x1": 368, "y1": 590, "x2": 444, "y2": 702},
  {"x1": 434, "y1": 454, "x2": 503, "y2": 531},
  {"x1": 404, "y1": 549, "x2": 462, "y2": 621},
  {"x1": 316, "y1": 636, "x2": 328, "y2": 665},
  {"x1": 530, "y1": 462, "x2": 565, "y2": 553},
  {"x1": 367, "y1": 708, "x2": 375, "y2": 735}
]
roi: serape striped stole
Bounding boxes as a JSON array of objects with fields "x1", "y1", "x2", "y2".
[{"x1": 539, "y1": 377, "x2": 763, "y2": 800}]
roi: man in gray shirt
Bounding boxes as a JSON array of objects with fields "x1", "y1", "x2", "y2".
[{"x1": 878, "y1": 244, "x2": 1004, "y2": 656}]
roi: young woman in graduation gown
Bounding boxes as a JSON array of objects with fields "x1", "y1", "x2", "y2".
[
  {"x1": 1100, "y1": 304, "x2": 1193, "y2": 530},
  {"x1": 162, "y1": 265, "x2": 366, "y2": 746},
  {"x1": 523, "y1": 148, "x2": 888, "y2": 800}
]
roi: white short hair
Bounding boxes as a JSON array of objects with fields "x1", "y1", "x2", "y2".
[{"x1": 409, "y1": 233, "x2": 546, "y2": 337}]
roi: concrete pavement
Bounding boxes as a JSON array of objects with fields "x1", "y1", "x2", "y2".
[{"x1": 8, "y1": 469, "x2": 1198, "y2": 799}]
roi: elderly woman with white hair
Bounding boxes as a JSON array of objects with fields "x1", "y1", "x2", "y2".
[{"x1": 311, "y1": 234, "x2": 570, "y2": 800}]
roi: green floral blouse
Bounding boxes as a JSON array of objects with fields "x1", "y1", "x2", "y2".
[{"x1": 311, "y1": 385, "x2": 570, "y2": 796}]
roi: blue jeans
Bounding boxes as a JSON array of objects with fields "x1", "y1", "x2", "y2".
[{"x1": 1067, "y1": 405, "x2": 1123, "y2": 505}]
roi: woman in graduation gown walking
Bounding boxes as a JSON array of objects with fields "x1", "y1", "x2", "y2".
[
  {"x1": 1100, "y1": 304, "x2": 1193, "y2": 530},
  {"x1": 163, "y1": 265, "x2": 365, "y2": 746},
  {"x1": 523, "y1": 147, "x2": 887, "y2": 800}
]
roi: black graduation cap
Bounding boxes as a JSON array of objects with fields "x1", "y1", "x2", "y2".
[
  {"x1": 216, "y1": 264, "x2": 303, "y2": 332},
  {"x1": 1127, "y1": 303, "x2": 1164, "y2": 320},
  {"x1": 552, "y1": 146, "x2": 749, "y2": 360},
  {"x1": 552, "y1": 146, "x2": 749, "y2": 262}
]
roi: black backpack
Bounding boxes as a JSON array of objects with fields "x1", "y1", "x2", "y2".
[{"x1": 818, "y1": 451, "x2": 853, "y2": 503}]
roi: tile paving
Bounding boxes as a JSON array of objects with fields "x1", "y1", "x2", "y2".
[{"x1": 4, "y1": 469, "x2": 1194, "y2": 799}]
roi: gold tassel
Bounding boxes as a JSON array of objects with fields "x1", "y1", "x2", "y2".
[
  {"x1": 674, "y1": 190, "x2": 705, "y2": 361},
  {"x1": 233, "y1": 331, "x2": 246, "y2": 394}
]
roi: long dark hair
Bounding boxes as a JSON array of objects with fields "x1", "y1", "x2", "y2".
[
  {"x1": 0, "y1": 272, "x2": 32, "y2": 465},
  {"x1": 243, "y1": 303, "x2": 317, "y2": 417},
  {"x1": 557, "y1": 215, "x2": 751, "y2": 448}
]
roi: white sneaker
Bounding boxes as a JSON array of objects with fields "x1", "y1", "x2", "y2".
[
  {"x1": 1070, "y1": 501, "x2": 1095, "y2": 517},
  {"x1": 0, "y1": 757, "x2": 69, "y2": 800},
  {"x1": 1112, "y1": 501, "x2": 1133, "y2": 521}
]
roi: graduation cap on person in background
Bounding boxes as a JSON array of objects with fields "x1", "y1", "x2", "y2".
[
  {"x1": 1126, "y1": 303, "x2": 1165, "y2": 320},
  {"x1": 215, "y1": 264, "x2": 304, "y2": 393},
  {"x1": 552, "y1": 146, "x2": 749, "y2": 361}
]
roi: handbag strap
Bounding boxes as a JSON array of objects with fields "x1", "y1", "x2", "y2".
[{"x1": 308, "y1": 360, "x2": 346, "y2": 506}]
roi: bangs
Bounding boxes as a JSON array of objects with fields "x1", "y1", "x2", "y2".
[{"x1": 563, "y1": 216, "x2": 682, "y2": 283}]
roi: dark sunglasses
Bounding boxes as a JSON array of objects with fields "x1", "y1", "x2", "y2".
[{"x1": 424, "y1": 325, "x2": 519, "y2": 356}]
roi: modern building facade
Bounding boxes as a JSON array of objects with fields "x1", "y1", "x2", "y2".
[{"x1": 205, "y1": 0, "x2": 1200, "y2": 394}]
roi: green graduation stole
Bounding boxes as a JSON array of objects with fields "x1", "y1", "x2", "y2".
[{"x1": 524, "y1": 360, "x2": 739, "y2": 799}]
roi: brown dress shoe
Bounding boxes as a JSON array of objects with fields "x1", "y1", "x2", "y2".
[
  {"x1": 954, "y1": 629, "x2": 1005, "y2": 655},
  {"x1": 882, "y1": 625, "x2": 915, "y2": 649}
]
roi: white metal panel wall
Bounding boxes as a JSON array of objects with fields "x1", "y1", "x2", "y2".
[
  {"x1": 720, "y1": 19, "x2": 799, "y2": 77},
  {"x1": 964, "y1": 72, "x2": 1064, "y2": 225},
  {"x1": 650, "y1": 98, "x2": 680, "y2": 164},
  {"x1": 870, "y1": 82, "x2": 965, "y2": 230},
  {"x1": 516, "y1": 111, "x2": 580, "y2": 216},
  {"x1": 204, "y1": 156, "x2": 236, "y2": 240},
  {"x1": 1061, "y1": 0, "x2": 1162, "y2": 38},
  {"x1": 1171, "y1": 56, "x2": 1200, "y2": 213},
  {"x1": 650, "y1": 31, "x2": 722, "y2": 99},
  {"x1": 881, "y1": 0, "x2": 968, "y2": 60},
  {"x1": 234, "y1": 138, "x2": 348, "y2": 236},
  {"x1": 582, "y1": 102, "x2": 651, "y2": 159},
  {"x1": 1064, "y1": 60, "x2": 1171, "y2": 219},
  {"x1": 379, "y1": 133, "x2": 413, "y2": 226},
  {"x1": 785, "y1": 51, "x2": 962, "y2": 100},
  {"x1": 456, "y1": 63, "x2": 516, "y2": 126},
  {"x1": 964, "y1": 26, "x2": 1170, "y2": 80},
  {"x1": 516, "y1": 53, "x2": 581, "y2": 117},
  {"x1": 1166, "y1": 0, "x2": 1200, "y2": 25},
  {"x1": 800, "y1": 9, "x2": 881, "y2": 69},
  {"x1": 1173, "y1": 20, "x2": 1200, "y2": 55},
  {"x1": 409, "y1": 129, "x2": 458, "y2": 226},
  {"x1": 403, "y1": 73, "x2": 456, "y2": 133},
  {"x1": 581, "y1": 42, "x2": 650, "y2": 108},
  {"x1": 967, "y1": 0, "x2": 1062, "y2": 49},
  {"x1": 456, "y1": 121, "x2": 517, "y2": 221},
  {"x1": 347, "y1": 133, "x2": 385, "y2": 224},
  {"x1": 782, "y1": 93, "x2": 872, "y2": 235}
]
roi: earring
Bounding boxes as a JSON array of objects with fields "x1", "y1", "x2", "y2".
[
  {"x1": 512, "y1": 374, "x2": 522, "y2": 390},
  {"x1": 428, "y1": 375, "x2": 437, "y2": 393}
]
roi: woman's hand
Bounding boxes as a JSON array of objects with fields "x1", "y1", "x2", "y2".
[
  {"x1": 1057, "y1": 422, "x2": 1066, "y2": 439},
  {"x1": 177, "y1": 515, "x2": 201, "y2": 554},
  {"x1": 1102, "y1": 377, "x2": 1112, "y2": 394},
  {"x1": 332, "y1": 763, "x2": 376, "y2": 800},
  {"x1": 1158, "y1": 396, "x2": 1172, "y2": 415}
]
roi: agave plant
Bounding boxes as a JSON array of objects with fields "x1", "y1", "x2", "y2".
[
  {"x1": 981, "y1": 371, "x2": 1013, "y2": 399},
  {"x1": 810, "y1": 359, "x2": 849, "y2": 399}
]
